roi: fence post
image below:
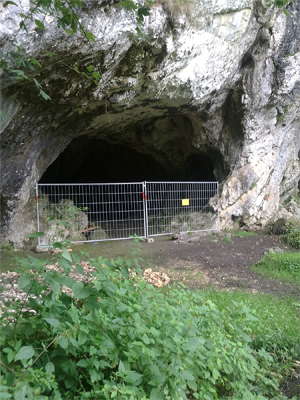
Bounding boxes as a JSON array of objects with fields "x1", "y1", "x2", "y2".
[
  {"x1": 35, "y1": 183, "x2": 41, "y2": 246},
  {"x1": 142, "y1": 181, "x2": 149, "y2": 238},
  {"x1": 216, "y1": 181, "x2": 220, "y2": 232}
]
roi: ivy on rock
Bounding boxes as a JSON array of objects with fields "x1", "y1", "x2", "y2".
[{"x1": 0, "y1": 0, "x2": 293, "y2": 100}]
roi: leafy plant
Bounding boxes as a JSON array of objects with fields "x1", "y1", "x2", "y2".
[
  {"x1": 222, "y1": 234, "x2": 233, "y2": 243},
  {"x1": 267, "y1": 218, "x2": 289, "y2": 235},
  {"x1": 273, "y1": 0, "x2": 293, "y2": 7},
  {"x1": 0, "y1": 0, "x2": 149, "y2": 99},
  {"x1": 283, "y1": 226, "x2": 300, "y2": 249},
  {"x1": 0, "y1": 249, "x2": 298, "y2": 399},
  {"x1": 282, "y1": 259, "x2": 300, "y2": 272},
  {"x1": 198, "y1": 288, "x2": 300, "y2": 382}
]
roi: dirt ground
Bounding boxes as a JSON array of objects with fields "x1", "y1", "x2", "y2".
[
  {"x1": 73, "y1": 231, "x2": 300, "y2": 299},
  {"x1": 1, "y1": 232, "x2": 299, "y2": 298}
]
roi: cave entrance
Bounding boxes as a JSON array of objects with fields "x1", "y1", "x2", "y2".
[
  {"x1": 37, "y1": 136, "x2": 220, "y2": 246},
  {"x1": 40, "y1": 136, "x2": 218, "y2": 183}
]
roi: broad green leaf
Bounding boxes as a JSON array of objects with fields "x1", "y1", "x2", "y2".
[
  {"x1": 90, "y1": 369, "x2": 100, "y2": 383},
  {"x1": 27, "y1": 231, "x2": 44, "y2": 239},
  {"x1": 39, "y1": 89, "x2": 51, "y2": 101},
  {"x1": 7, "y1": 349, "x2": 14, "y2": 364},
  {"x1": 77, "y1": 359, "x2": 88, "y2": 367},
  {"x1": 72, "y1": 282, "x2": 93, "y2": 299},
  {"x1": 29, "y1": 58, "x2": 42, "y2": 67},
  {"x1": 118, "y1": 0, "x2": 137, "y2": 11},
  {"x1": 78, "y1": 332, "x2": 87, "y2": 345},
  {"x1": 52, "y1": 241, "x2": 64, "y2": 249},
  {"x1": 84, "y1": 31, "x2": 96, "y2": 41},
  {"x1": 92, "y1": 71, "x2": 101, "y2": 80},
  {"x1": 34, "y1": 19, "x2": 45, "y2": 31},
  {"x1": 58, "y1": 336, "x2": 68, "y2": 349},
  {"x1": 14, "y1": 346, "x2": 35, "y2": 361},
  {"x1": 182, "y1": 370, "x2": 195, "y2": 381},
  {"x1": 32, "y1": 78, "x2": 42, "y2": 90},
  {"x1": 44, "y1": 317, "x2": 60, "y2": 328},
  {"x1": 124, "y1": 370, "x2": 143, "y2": 385},
  {"x1": 14, "y1": 384, "x2": 29, "y2": 400},
  {"x1": 11, "y1": 69, "x2": 28, "y2": 80},
  {"x1": 45, "y1": 361, "x2": 55, "y2": 374},
  {"x1": 18, "y1": 275, "x2": 31, "y2": 290},
  {"x1": 86, "y1": 65, "x2": 94, "y2": 72},
  {"x1": 0, "y1": 392, "x2": 12, "y2": 399},
  {"x1": 118, "y1": 360, "x2": 126, "y2": 373},
  {"x1": 150, "y1": 388, "x2": 164, "y2": 400},
  {"x1": 62, "y1": 249, "x2": 72, "y2": 262},
  {"x1": 142, "y1": 334, "x2": 150, "y2": 344},
  {"x1": 47, "y1": 277, "x2": 61, "y2": 294}
]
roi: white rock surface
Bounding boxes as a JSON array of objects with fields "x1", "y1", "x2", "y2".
[{"x1": 0, "y1": 0, "x2": 299, "y2": 245}]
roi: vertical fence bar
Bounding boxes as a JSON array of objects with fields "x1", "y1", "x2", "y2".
[
  {"x1": 216, "y1": 181, "x2": 219, "y2": 228},
  {"x1": 36, "y1": 183, "x2": 41, "y2": 246},
  {"x1": 143, "y1": 181, "x2": 149, "y2": 239}
]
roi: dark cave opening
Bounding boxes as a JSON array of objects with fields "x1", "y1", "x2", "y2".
[
  {"x1": 40, "y1": 136, "x2": 219, "y2": 183},
  {"x1": 38, "y1": 136, "x2": 222, "y2": 241}
]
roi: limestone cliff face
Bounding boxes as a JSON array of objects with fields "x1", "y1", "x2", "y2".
[{"x1": 0, "y1": 0, "x2": 299, "y2": 246}]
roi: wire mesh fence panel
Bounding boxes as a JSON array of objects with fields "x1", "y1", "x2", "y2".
[
  {"x1": 146, "y1": 181, "x2": 219, "y2": 236},
  {"x1": 37, "y1": 183, "x2": 145, "y2": 246},
  {"x1": 36, "y1": 181, "x2": 218, "y2": 246}
]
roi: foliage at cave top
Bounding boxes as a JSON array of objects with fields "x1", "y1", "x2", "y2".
[{"x1": 0, "y1": 0, "x2": 294, "y2": 100}]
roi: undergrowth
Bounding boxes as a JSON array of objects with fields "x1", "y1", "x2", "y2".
[
  {"x1": 253, "y1": 252, "x2": 300, "y2": 285},
  {"x1": 0, "y1": 250, "x2": 299, "y2": 399},
  {"x1": 199, "y1": 289, "x2": 300, "y2": 361},
  {"x1": 283, "y1": 226, "x2": 300, "y2": 249}
]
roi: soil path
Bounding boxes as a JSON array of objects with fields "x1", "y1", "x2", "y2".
[
  {"x1": 144, "y1": 234, "x2": 299, "y2": 298},
  {"x1": 1, "y1": 233, "x2": 299, "y2": 298}
]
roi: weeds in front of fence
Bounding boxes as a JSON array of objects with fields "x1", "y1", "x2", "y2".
[
  {"x1": 0, "y1": 248, "x2": 299, "y2": 399},
  {"x1": 252, "y1": 252, "x2": 300, "y2": 285}
]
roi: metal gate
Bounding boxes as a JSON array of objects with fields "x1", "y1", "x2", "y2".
[{"x1": 36, "y1": 181, "x2": 218, "y2": 246}]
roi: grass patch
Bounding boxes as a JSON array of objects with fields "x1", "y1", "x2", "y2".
[
  {"x1": 221, "y1": 230, "x2": 258, "y2": 243},
  {"x1": 0, "y1": 247, "x2": 49, "y2": 273},
  {"x1": 222, "y1": 234, "x2": 233, "y2": 243},
  {"x1": 0, "y1": 239, "x2": 152, "y2": 273},
  {"x1": 198, "y1": 289, "x2": 300, "y2": 360},
  {"x1": 252, "y1": 252, "x2": 300, "y2": 285}
]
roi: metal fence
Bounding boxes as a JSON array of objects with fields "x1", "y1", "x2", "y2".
[{"x1": 36, "y1": 181, "x2": 218, "y2": 246}]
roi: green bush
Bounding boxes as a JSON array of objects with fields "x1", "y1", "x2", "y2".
[
  {"x1": 283, "y1": 226, "x2": 300, "y2": 249},
  {"x1": 267, "y1": 218, "x2": 288, "y2": 235},
  {"x1": 0, "y1": 252, "x2": 297, "y2": 399}
]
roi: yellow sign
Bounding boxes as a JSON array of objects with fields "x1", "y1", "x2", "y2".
[{"x1": 181, "y1": 199, "x2": 190, "y2": 206}]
